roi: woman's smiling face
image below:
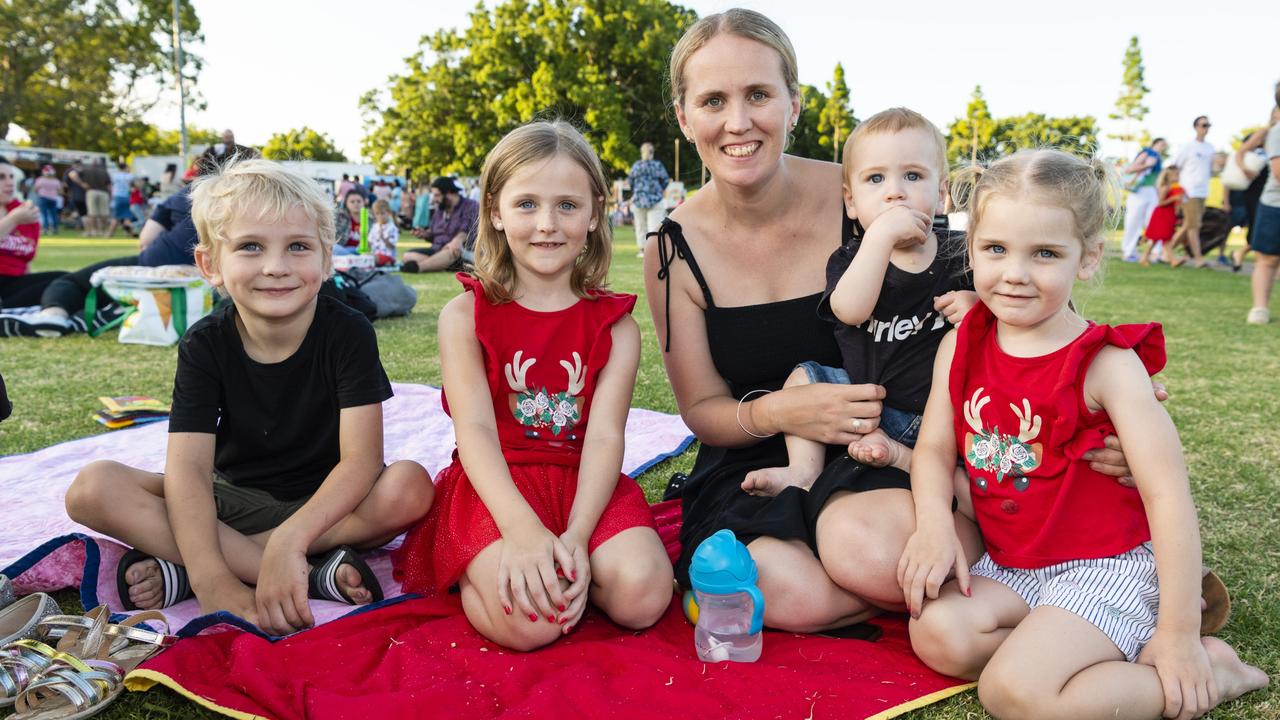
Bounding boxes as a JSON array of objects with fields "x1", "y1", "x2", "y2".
[{"x1": 674, "y1": 33, "x2": 800, "y2": 190}]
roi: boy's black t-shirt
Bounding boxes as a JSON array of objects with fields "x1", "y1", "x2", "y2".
[
  {"x1": 168, "y1": 294, "x2": 393, "y2": 500},
  {"x1": 818, "y1": 229, "x2": 972, "y2": 416}
]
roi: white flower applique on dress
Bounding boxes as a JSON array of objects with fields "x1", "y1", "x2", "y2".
[
  {"x1": 961, "y1": 389, "x2": 1043, "y2": 492},
  {"x1": 503, "y1": 351, "x2": 586, "y2": 437}
]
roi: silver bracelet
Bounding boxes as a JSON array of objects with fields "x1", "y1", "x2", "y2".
[{"x1": 736, "y1": 389, "x2": 776, "y2": 439}]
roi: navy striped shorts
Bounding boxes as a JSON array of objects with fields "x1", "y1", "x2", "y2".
[{"x1": 970, "y1": 543, "x2": 1158, "y2": 661}]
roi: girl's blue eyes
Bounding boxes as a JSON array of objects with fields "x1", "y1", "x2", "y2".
[
  {"x1": 516, "y1": 200, "x2": 578, "y2": 211},
  {"x1": 867, "y1": 172, "x2": 923, "y2": 183}
]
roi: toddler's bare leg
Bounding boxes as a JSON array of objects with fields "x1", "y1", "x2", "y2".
[{"x1": 742, "y1": 366, "x2": 825, "y2": 496}]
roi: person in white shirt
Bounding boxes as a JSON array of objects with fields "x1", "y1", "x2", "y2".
[{"x1": 1169, "y1": 116, "x2": 1215, "y2": 267}]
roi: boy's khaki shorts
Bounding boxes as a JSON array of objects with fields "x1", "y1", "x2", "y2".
[{"x1": 212, "y1": 475, "x2": 312, "y2": 536}]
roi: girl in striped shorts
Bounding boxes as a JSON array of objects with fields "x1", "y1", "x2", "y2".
[{"x1": 897, "y1": 149, "x2": 1267, "y2": 720}]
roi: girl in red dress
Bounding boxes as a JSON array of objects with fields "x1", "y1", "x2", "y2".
[
  {"x1": 898, "y1": 149, "x2": 1267, "y2": 718},
  {"x1": 394, "y1": 121, "x2": 673, "y2": 651},
  {"x1": 1140, "y1": 166, "x2": 1182, "y2": 266}
]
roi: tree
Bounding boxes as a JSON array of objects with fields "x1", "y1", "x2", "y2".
[
  {"x1": 947, "y1": 86, "x2": 997, "y2": 164},
  {"x1": 789, "y1": 84, "x2": 830, "y2": 161},
  {"x1": 817, "y1": 63, "x2": 856, "y2": 162},
  {"x1": 1, "y1": 0, "x2": 203, "y2": 151},
  {"x1": 263, "y1": 127, "x2": 348, "y2": 162},
  {"x1": 998, "y1": 113, "x2": 1099, "y2": 156},
  {"x1": 360, "y1": 0, "x2": 696, "y2": 178},
  {"x1": 1107, "y1": 36, "x2": 1150, "y2": 148}
]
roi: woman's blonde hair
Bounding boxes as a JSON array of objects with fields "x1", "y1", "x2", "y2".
[
  {"x1": 472, "y1": 120, "x2": 611, "y2": 304},
  {"x1": 951, "y1": 148, "x2": 1119, "y2": 260},
  {"x1": 191, "y1": 157, "x2": 336, "y2": 272},
  {"x1": 668, "y1": 8, "x2": 799, "y2": 109}
]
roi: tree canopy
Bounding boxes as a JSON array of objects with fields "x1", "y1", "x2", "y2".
[
  {"x1": 1107, "y1": 36, "x2": 1150, "y2": 147},
  {"x1": 361, "y1": 0, "x2": 696, "y2": 179},
  {"x1": 946, "y1": 86, "x2": 1098, "y2": 165},
  {"x1": 1, "y1": 0, "x2": 203, "y2": 154},
  {"x1": 263, "y1": 127, "x2": 348, "y2": 162}
]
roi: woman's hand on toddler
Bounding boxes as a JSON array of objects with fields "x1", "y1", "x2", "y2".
[
  {"x1": 556, "y1": 529, "x2": 593, "y2": 633},
  {"x1": 897, "y1": 527, "x2": 971, "y2": 619},
  {"x1": 255, "y1": 540, "x2": 314, "y2": 635},
  {"x1": 1137, "y1": 629, "x2": 1217, "y2": 720},
  {"x1": 772, "y1": 381, "x2": 885, "y2": 446},
  {"x1": 498, "y1": 521, "x2": 575, "y2": 624}
]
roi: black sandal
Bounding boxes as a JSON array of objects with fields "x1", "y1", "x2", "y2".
[
  {"x1": 115, "y1": 549, "x2": 193, "y2": 611},
  {"x1": 306, "y1": 546, "x2": 384, "y2": 605}
]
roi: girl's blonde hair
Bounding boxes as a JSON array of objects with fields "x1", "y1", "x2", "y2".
[
  {"x1": 191, "y1": 157, "x2": 336, "y2": 272},
  {"x1": 668, "y1": 8, "x2": 799, "y2": 109},
  {"x1": 951, "y1": 148, "x2": 1119, "y2": 260},
  {"x1": 472, "y1": 120, "x2": 611, "y2": 304},
  {"x1": 371, "y1": 199, "x2": 392, "y2": 217},
  {"x1": 1155, "y1": 166, "x2": 1179, "y2": 193}
]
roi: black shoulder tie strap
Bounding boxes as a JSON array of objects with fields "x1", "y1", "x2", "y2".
[{"x1": 654, "y1": 218, "x2": 714, "y2": 352}]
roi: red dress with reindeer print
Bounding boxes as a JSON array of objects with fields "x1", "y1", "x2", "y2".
[
  {"x1": 393, "y1": 274, "x2": 656, "y2": 593},
  {"x1": 949, "y1": 302, "x2": 1166, "y2": 569}
]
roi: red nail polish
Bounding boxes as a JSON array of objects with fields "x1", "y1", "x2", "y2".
[
  {"x1": 503, "y1": 605, "x2": 511, "y2": 615},
  {"x1": 558, "y1": 604, "x2": 566, "y2": 612},
  {"x1": 559, "y1": 617, "x2": 569, "y2": 625},
  {"x1": 569, "y1": 572, "x2": 576, "y2": 581},
  {"x1": 556, "y1": 568, "x2": 564, "y2": 577},
  {"x1": 529, "y1": 613, "x2": 537, "y2": 622},
  {"x1": 546, "y1": 615, "x2": 555, "y2": 623},
  {"x1": 964, "y1": 587, "x2": 972, "y2": 598}
]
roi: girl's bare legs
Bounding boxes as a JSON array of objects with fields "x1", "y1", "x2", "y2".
[
  {"x1": 459, "y1": 542, "x2": 565, "y2": 652},
  {"x1": 588, "y1": 527, "x2": 674, "y2": 630},
  {"x1": 979, "y1": 607, "x2": 1267, "y2": 720}
]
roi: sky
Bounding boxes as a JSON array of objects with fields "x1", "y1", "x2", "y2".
[{"x1": 137, "y1": 0, "x2": 1277, "y2": 166}]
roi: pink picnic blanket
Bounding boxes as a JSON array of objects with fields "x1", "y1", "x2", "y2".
[{"x1": 0, "y1": 383, "x2": 693, "y2": 636}]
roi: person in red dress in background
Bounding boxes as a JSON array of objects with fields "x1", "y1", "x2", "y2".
[
  {"x1": 1140, "y1": 166, "x2": 1183, "y2": 266},
  {"x1": 393, "y1": 120, "x2": 673, "y2": 651}
]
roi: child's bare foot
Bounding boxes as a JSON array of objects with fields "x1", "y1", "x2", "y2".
[
  {"x1": 741, "y1": 466, "x2": 817, "y2": 496},
  {"x1": 123, "y1": 557, "x2": 164, "y2": 609},
  {"x1": 334, "y1": 562, "x2": 372, "y2": 604},
  {"x1": 848, "y1": 428, "x2": 910, "y2": 472},
  {"x1": 1203, "y1": 636, "x2": 1269, "y2": 705}
]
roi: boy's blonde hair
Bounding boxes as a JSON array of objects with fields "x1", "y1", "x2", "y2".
[
  {"x1": 842, "y1": 107, "x2": 947, "y2": 180},
  {"x1": 191, "y1": 158, "x2": 336, "y2": 273},
  {"x1": 951, "y1": 148, "x2": 1119, "y2": 260},
  {"x1": 472, "y1": 120, "x2": 611, "y2": 304},
  {"x1": 669, "y1": 8, "x2": 799, "y2": 109},
  {"x1": 371, "y1": 199, "x2": 392, "y2": 217}
]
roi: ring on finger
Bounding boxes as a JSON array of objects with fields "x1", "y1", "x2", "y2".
[{"x1": 852, "y1": 418, "x2": 863, "y2": 432}]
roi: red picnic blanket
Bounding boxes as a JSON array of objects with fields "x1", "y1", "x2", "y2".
[{"x1": 127, "y1": 501, "x2": 972, "y2": 719}]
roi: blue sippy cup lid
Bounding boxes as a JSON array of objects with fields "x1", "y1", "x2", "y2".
[{"x1": 689, "y1": 529, "x2": 759, "y2": 595}]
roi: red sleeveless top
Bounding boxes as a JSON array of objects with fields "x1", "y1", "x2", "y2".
[
  {"x1": 949, "y1": 303, "x2": 1166, "y2": 569},
  {"x1": 444, "y1": 273, "x2": 637, "y2": 465}
]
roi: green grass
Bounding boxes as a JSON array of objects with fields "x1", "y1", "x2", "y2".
[{"x1": 2, "y1": 228, "x2": 1277, "y2": 719}]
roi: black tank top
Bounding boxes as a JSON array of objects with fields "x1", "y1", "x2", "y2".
[{"x1": 653, "y1": 218, "x2": 841, "y2": 398}]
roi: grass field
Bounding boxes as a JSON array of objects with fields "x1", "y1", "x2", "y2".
[{"x1": 1, "y1": 226, "x2": 1277, "y2": 719}]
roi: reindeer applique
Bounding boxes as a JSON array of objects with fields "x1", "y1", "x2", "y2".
[
  {"x1": 503, "y1": 351, "x2": 586, "y2": 437},
  {"x1": 962, "y1": 388, "x2": 1043, "y2": 492}
]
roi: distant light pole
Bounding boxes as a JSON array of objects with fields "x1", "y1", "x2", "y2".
[{"x1": 172, "y1": 0, "x2": 188, "y2": 165}]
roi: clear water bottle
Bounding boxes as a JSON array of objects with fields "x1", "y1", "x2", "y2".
[{"x1": 689, "y1": 529, "x2": 764, "y2": 662}]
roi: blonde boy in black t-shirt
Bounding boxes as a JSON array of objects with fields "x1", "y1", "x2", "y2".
[{"x1": 66, "y1": 159, "x2": 433, "y2": 636}]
